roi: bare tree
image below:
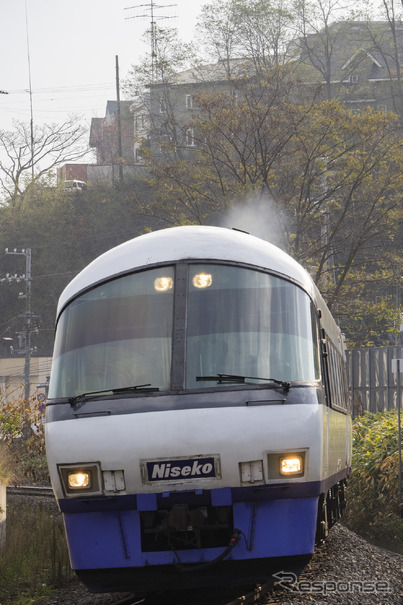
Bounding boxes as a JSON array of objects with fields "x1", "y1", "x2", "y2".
[
  {"x1": 293, "y1": 0, "x2": 356, "y2": 100},
  {"x1": 0, "y1": 116, "x2": 88, "y2": 203},
  {"x1": 197, "y1": 0, "x2": 296, "y2": 73},
  {"x1": 360, "y1": 0, "x2": 403, "y2": 116}
]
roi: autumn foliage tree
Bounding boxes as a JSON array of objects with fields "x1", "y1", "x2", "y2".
[
  {"x1": 138, "y1": 59, "x2": 403, "y2": 346},
  {"x1": 0, "y1": 396, "x2": 47, "y2": 484}
]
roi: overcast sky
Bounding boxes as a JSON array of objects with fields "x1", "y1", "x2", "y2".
[{"x1": 0, "y1": 0, "x2": 205, "y2": 130}]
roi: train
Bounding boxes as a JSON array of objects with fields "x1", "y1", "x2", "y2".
[{"x1": 45, "y1": 225, "x2": 352, "y2": 593}]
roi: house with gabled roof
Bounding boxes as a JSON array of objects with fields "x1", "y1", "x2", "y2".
[
  {"x1": 89, "y1": 100, "x2": 135, "y2": 165},
  {"x1": 296, "y1": 20, "x2": 403, "y2": 115},
  {"x1": 87, "y1": 100, "x2": 149, "y2": 186}
]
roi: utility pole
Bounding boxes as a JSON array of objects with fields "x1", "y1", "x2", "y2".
[
  {"x1": 25, "y1": 0, "x2": 34, "y2": 180},
  {"x1": 4, "y1": 248, "x2": 34, "y2": 400},
  {"x1": 115, "y1": 55, "x2": 124, "y2": 187}
]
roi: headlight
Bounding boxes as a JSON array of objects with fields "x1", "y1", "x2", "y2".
[
  {"x1": 192, "y1": 273, "x2": 212, "y2": 288},
  {"x1": 267, "y1": 450, "x2": 307, "y2": 480},
  {"x1": 58, "y1": 463, "x2": 102, "y2": 496},
  {"x1": 279, "y1": 454, "x2": 304, "y2": 476},
  {"x1": 68, "y1": 470, "x2": 91, "y2": 489},
  {"x1": 154, "y1": 276, "x2": 173, "y2": 292}
]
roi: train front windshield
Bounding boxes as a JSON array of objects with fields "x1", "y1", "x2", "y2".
[{"x1": 49, "y1": 263, "x2": 320, "y2": 399}]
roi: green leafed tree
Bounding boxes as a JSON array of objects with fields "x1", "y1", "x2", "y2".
[{"x1": 0, "y1": 183, "x2": 148, "y2": 355}]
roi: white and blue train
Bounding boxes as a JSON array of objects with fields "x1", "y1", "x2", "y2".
[{"x1": 45, "y1": 226, "x2": 352, "y2": 593}]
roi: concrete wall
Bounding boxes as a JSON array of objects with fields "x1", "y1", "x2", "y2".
[{"x1": 87, "y1": 164, "x2": 148, "y2": 187}]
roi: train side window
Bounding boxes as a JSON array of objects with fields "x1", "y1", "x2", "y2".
[
  {"x1": 327, "y1": 337, "x2": 348, "y2": 411},
  {"x1": 320, "y1": 328, "x2": 331, "y2": 407}
]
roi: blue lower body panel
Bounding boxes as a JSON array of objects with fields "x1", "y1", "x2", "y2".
[{"x1": 64, "y1": 496, "x2": 318, "y2": 571}]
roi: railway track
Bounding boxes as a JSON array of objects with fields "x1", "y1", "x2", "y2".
[
  {"x1": 210, "y1": 582, "x2": 275, "y2": 604},
  {"x1": 110, "y1": 596, "x2": 146, "y2": 605},
  {"x1": 106, "y1": 582, "x2": 279, "y2": 605},
  {"x1": 6, "y1": 485, "x2": 54, "y2": 497}
]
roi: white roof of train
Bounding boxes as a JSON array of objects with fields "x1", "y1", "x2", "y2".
[
  {"x1": 57, "y1": 226, "x2": 339, "y2": 343},
  {"x1": 59, "y1": 226, "x2": 310, "y2": 309}
]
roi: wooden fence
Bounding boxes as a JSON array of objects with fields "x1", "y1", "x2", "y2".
[{"x1": 345, "y1": 346, "x2": 403, "y2": 417}]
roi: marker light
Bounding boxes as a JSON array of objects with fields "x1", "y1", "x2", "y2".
[
  {"x1": 280, "y1": 455, "x2": 303, "y2": 476},
  {"x1": 68, "y1": 470, "x2": 91, "y2": 489},
  {"x1": 192, "y1": 273, "x2": 212, "y2": 289},
  {"x1": 239, "y1": 460, "x2": 264, "y2": 484},
  {"x1": 154, "y1": 276, "x2": 173, "y2": 292}
]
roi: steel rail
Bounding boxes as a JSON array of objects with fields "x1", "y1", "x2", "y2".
[
  {"x1": 225, "y1": 582, "x2": 276, "y2": 605},
  {"x1": 110, "y1": 596, "x2": 145, "y2": 605},
  {"x1": 6, "y1": 485, "x2": 54, "y2": 497}
]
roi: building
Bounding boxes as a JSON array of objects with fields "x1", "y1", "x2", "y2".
[
  {"x1": 296, "y1": 20, "x2": 403, "y2": 115},
  {"x1": 86, "y1": 100, "x2": 150, "y2": 186},
  {"x1": 84, "y1": 21, "x2": 403, "y2": 175},
  {"x1": 141, "y1": 59, "x2": 252, "y2": 158},
  {"x1": 0, "y1": 356, "x2": 52, "y2": 402},
  {"x1": 90, "y1": 100, "x2": 135, "y2": 165},
  {"x1": 57, "y1": 163, "x2": 88, "y2": 185},
  {"x1": 63, "y1": 21, "x2": 403, "y2": 187}
]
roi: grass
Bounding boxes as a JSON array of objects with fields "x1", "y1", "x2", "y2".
[
  {"x1": 342, "y1": 410, "x2": 403, "y2": 555},
  {"x1": 0, "y1": 499, "x2": 74, "y2": 604}
]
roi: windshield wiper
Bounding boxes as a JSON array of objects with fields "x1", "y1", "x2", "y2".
[
  {"x1": 69, "y1": 384, "x2": 160, "y2": 406},
  {"x1": 196, "y1": 373, "x2": 290, "y2": 391}
]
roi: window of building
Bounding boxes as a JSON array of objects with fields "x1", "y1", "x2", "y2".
[
  {"x1": 185, "y1": 128, "x2": 196, "y2": 147},
  {"x1": 135, "y1": 114, "x2": 147, "y2": 130}
]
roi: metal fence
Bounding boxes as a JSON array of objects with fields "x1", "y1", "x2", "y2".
[{"x1": 346, "y1": 346, "x2": 403, "y2": 417}]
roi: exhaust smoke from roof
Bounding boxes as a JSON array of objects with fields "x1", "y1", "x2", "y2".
[{"x1": 219, "y1": 192, "x2": 287, "y2": 250}]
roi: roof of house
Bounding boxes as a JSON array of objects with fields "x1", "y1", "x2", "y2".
[{"x1": 297, "y1": 20, "x2": 403, "y2": 82}]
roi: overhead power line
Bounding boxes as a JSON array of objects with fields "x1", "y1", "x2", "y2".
[{"x1": 6, "y1": 83, "x2": 115, "y2": 95}]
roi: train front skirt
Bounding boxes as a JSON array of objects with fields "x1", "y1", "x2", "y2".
[{"x1": 61, "y1": 489, "x2": 318, "y2": 591}]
